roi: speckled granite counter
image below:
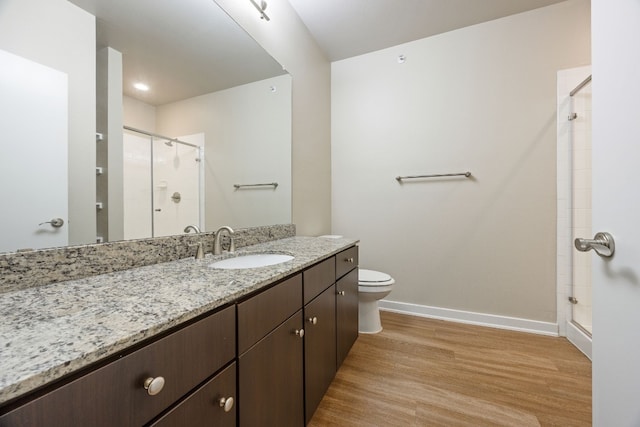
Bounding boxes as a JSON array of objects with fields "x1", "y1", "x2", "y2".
[{"x1": 0, "y1": 236, "x2": 358, "y2": 406}]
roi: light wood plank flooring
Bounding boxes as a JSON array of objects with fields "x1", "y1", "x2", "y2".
[{"x1": 310, "y1": 311, "x2": 591, "y2": 427}]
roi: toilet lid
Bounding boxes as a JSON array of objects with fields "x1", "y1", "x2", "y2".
[{"x1": 359, "y1": 269, "x2": 392, "y2": 283}]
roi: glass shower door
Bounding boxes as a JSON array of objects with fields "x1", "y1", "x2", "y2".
[
  {"x1": 569, "y1": 78, "x2": 592, "y2": 335},
  {"x1": 123, "y1": 128, "x2": 204, "y2": 239}
]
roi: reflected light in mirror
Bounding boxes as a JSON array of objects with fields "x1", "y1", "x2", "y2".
[{"x1": 133, "y1": 82, "x2": 150, "y2": 91}]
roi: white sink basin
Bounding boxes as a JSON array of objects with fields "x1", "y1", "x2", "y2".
[{"x1": 208, "y1": 253, "x2": 294, "y2": 269}]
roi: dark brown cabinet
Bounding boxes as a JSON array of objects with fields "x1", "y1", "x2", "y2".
[
  {"x1": 304, "y1": 284, "x2": 336, "y2": 423},
  {"x1": 1, "y1": 245, "x2": 360, "y2": 427},
  {"x1": 237, "y1": 274, "x2": 305, "y2": 427},
  {"x1": 238, "y1": 311, "x2": 304, "y2": 427},
  {"x1": 336, "y1": 256, "x2": 359, "y2": 368},
  {"x1": 302, "y1": 257, "x2": 338, "y2": 422},
  {"x1": 0, "y1": 305, "x2": 236, "y2": 427}
]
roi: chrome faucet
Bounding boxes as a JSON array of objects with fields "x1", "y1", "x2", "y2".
[
  {"x1": 184, "y1": 225, "x2": 201, "y2": 233},
  {"x1": 213, "y1": 226, "x2": 235, "y2": 255}
]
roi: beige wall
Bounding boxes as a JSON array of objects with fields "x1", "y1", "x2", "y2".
[
  {"x1": 0, "y1": 0, "x2": 96, "y2": 245},
  {"x1": 332, "y1": 0, "x2": 591, "y2": 324},
  {"x1": 214, "y1": 0, "x2": 332, "y2": 236}
]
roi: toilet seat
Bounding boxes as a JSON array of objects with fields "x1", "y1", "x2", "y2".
[{"x1": 359, "y1": 269, "x2": 395, "y2": 287}]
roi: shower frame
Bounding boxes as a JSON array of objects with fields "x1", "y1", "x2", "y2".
[
  {"x1": 123, "y1": 126, "x2": 205, "y2": 238},
  {"x1": 556, "y1": 66, "x2": 592, "y2": 360}
]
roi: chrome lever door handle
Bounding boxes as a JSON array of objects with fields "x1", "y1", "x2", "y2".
[
  {"x1": 575, "y1": 232, "x2": 615, "y2": 257},
  {"x1": 39, "y1": 218, "x2": 64, "y2": 228}
]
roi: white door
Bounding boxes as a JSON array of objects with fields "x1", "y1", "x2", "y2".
[
  {"x1": 0, "y1": 49, "x2": 68, "y2": 253},
  {"x1": 591, "y1": 1, "x2": 640, "y2": 425}
]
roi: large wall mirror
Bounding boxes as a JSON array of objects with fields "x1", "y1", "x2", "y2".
[{"x1": 0, "y1": 0, "x2": 291, "y2": 253}]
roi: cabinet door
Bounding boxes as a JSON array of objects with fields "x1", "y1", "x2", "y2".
[
  {"x1": 239, "y1": 311, "x2": 304, "y2": 427},
  {"x1": 304, "y1": 284, "x2": 337, "y2": 424},
  {"x1": 336, "y1": 268, "x2": 359, "y2": 368},
  {"x1": 150, "y1": 362, "x2": 236, "y2": 427}
]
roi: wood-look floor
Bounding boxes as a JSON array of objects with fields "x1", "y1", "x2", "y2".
[{"x1": 309, "y1": 311, "x2": 591, "y2": 427}]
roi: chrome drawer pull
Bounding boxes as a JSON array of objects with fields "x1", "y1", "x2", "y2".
[
  {"x1": 345, "y1": 257, "x2": 354, "y2": 263},
  {"x1": 337, "y1": 291, "x2": 346, "y2": 296},
  {"x1": 295, "y1": 329, "x2": 305, "y2": 338},
  {"x1": 143, "y1": 376, "x2": 165, "y2": 396},
  {"x1": 308, "y1": 317, "x2": 318, "y2": 325},
  {"x1": 219, "y1": 396, "x2": 234, "y2": 412}
]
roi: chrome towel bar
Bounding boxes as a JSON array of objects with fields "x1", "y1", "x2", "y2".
[
  {"x1": 233, "y1": 182, "x2": 278, "y2": 189},
  {"x1": 396, "y1": 172, "x2": 471, "y2": 182}
]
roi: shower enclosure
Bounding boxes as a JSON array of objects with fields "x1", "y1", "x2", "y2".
[
  {"x1": 568, "y1": 75, "x2": 592, "y2": 336},
  {"x1": 557, "y1": 66, "x2": 592, "y2": 359},
  {"x1": 123, "y1": 127, "x2": 204, "y2": 240}
]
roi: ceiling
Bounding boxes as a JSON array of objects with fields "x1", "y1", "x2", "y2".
[
  {"x1": 69, "y1": 0, "x2": 285, "y2": 106},
  {"x1": 287, "y1": 0, "x2": 569, "y2": 61},
  {"x1": 66, "y1": 0, "x2": 569, "y2": 105}
]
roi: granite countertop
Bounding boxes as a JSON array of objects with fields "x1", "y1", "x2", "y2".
[{"x1": 0, "y1": 236, "x2": 358, "y2": 406}]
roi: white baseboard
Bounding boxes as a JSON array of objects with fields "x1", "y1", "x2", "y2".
[
  {"x1": 378, "y1": 300, "x2": 559, "y2": 337},
  {"x1": 566, "y1": 321, "x2": 592, "y2": 360}
]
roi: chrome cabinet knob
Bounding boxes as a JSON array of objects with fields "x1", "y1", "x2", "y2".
[
  {"x1": 345, "y1": 257, "x2": 354, "y2": 263},
  {"x1": 295, "y1": 329, "x2": 305, "y2": 338},
  {"x1": 219, "y1": 396, "x2": 234, "y2": 412},
  {"x1": 39, "y1": 218, "x2": 64, "y2": 228},
  {"x1": 308, "y1": 316, "x2": 318, "y2": 325},
  {"x1": 144, "y1": 376, "x2": 165, "y2": 396},
  {"x1": 337, "y1": 290, "x2": 346, "y2": 296},
  {"x1": 575, "y1": 232, "x2": 615, "y2": 257}
]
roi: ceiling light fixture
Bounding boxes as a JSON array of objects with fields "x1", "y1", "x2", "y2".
[
  {"x1": 249, "y1": 0, "x2": 270, "y2": 21},
  {"x1": 133, "y1": 82, "x2": 150, "y2": 91}
]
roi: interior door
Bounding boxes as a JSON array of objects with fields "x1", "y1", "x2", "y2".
[
  {"x1": 0, "y1": 49, "x2": 68, "y2": 252},
  {"x1": 591, "y1": 1, "x2": 640, "y2": 425}
]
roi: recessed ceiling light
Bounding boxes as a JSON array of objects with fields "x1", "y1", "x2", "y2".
[{"x1": 133, "y1": 82, "x2": 150, "y2": 91}]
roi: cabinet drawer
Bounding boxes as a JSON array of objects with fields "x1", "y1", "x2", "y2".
[
  {"x1": 303, "y1": 257, "x2": 335, "y2": 304},
  {"x1": 336, "y1": 246, "x2": 358, "y2": 280},
  {"x1": 151, "y1": 362, "x2": 236, "y2": 427},
  {"x1": 0, "y1": 305, "x2": 236, "y2": 427},
  {"x1": 237, "y1": 274, "x2": 302, "y2": 354}
]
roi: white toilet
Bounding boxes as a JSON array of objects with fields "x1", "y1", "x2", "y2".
[{"x1": 358, "y1": 269, "x2": 395, "y2": 334}]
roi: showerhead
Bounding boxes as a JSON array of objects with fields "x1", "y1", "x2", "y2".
[{"x1": 164, "y1": 140, "x2": 173, "y2": 147}]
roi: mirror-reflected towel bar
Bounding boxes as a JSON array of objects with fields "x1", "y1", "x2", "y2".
[
  {"x1": 234, "y1": 182, "x2": 278, "y2": 189},
  {"x1": 396, "y1": 172, "x2": 472, "y2": 182}
]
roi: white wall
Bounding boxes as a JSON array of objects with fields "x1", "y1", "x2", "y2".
[
  {"x1": 214, "y1": 0, "x2": 332, "y2": 236},
  {"x1": 0, "y1": 0, "x2": 96, "y2": 245},
  {"x1": 332, "y1": 0, "x2": 590, "y2": 326},
  {"x1": 156, "y1": 75, "x2": 292, "y2": 230}
]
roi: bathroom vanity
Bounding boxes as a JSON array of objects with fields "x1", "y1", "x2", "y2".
[{"x1": 0, "y1": 236, "x2": 358, "y2": 426}]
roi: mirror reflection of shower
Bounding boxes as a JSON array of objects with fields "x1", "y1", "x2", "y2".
[{"x1": 122, "y1": 126, "x2": 205, "y2": 240}]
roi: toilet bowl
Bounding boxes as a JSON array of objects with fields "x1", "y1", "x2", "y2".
[{"x1": 358, "y1": 269, "x2": 395, "y2": 334}]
